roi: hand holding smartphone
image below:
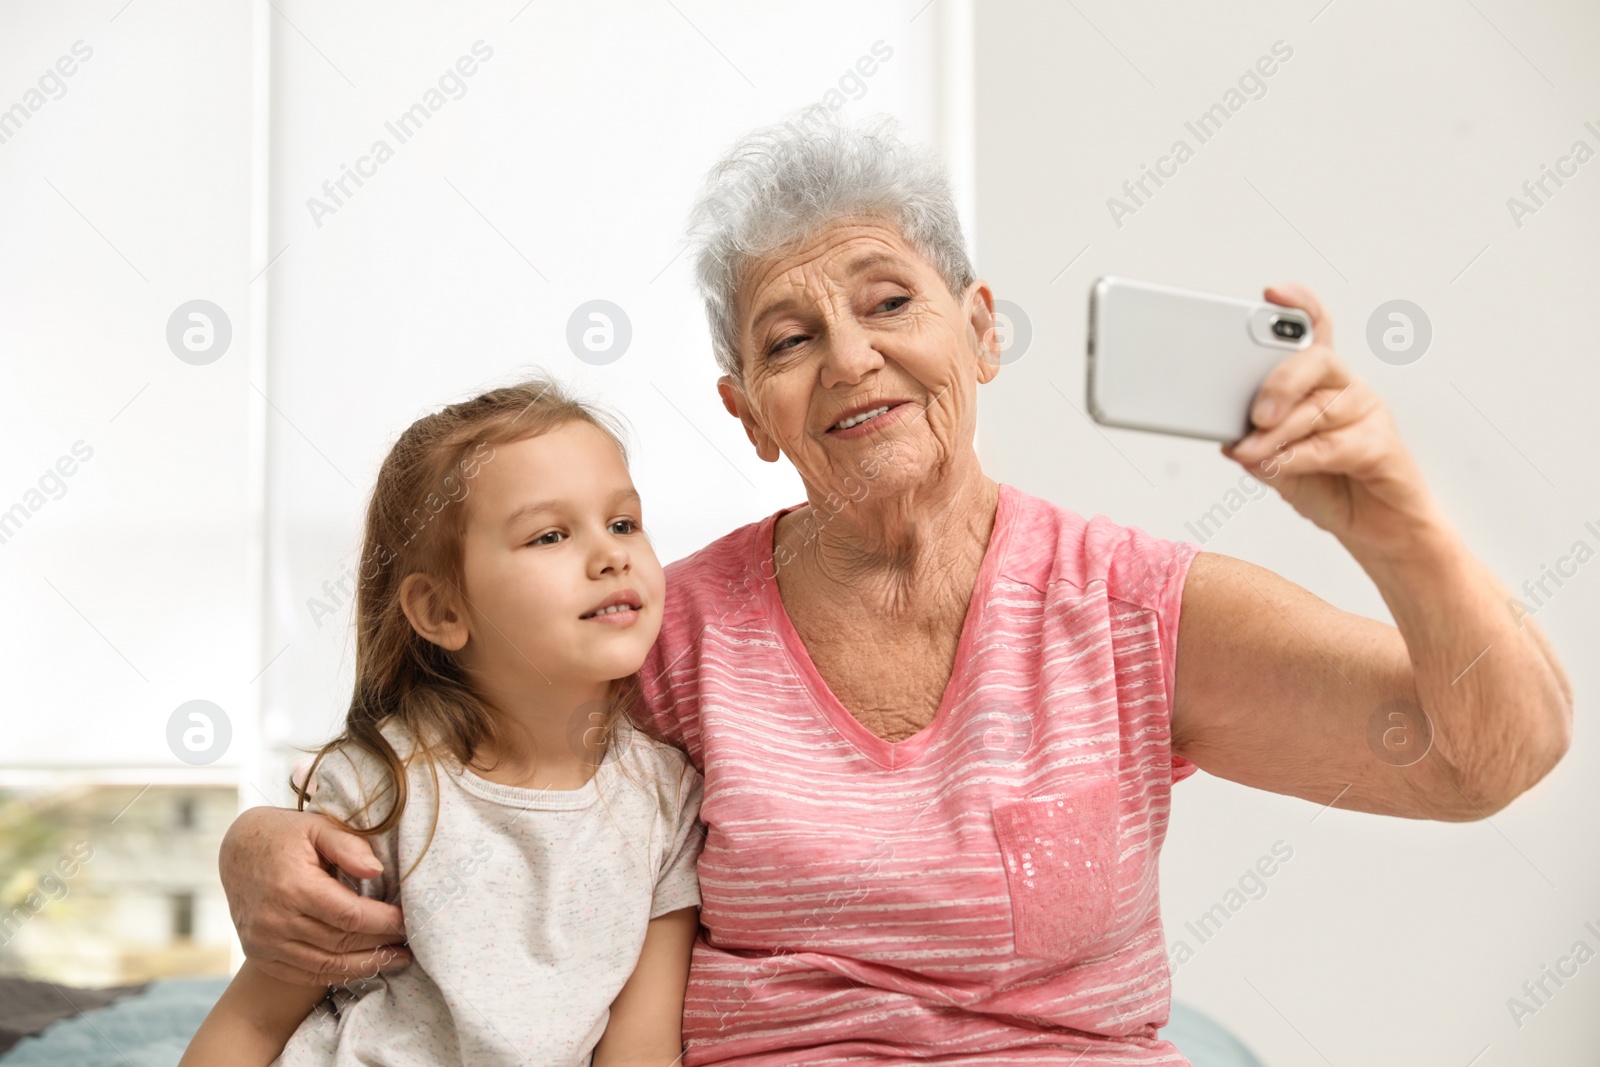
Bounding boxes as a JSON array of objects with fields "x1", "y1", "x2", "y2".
[{"x1": 1086, "y1": 276, "x2": 1314, "y2": 443}]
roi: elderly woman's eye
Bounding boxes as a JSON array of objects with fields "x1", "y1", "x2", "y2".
[
  {"x1": 768, "y1": 335, "x2": 805, "y2": 356},
  {"x1": 876, "y1": 295, "x2": 910, "y2": 313}
]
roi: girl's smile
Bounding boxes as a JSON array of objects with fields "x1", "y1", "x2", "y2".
[{"x1": 580, "y1": 588, "x2": 644, "y2": 625}]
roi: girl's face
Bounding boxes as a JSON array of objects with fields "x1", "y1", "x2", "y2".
[{"x1": 453, "y1": 421, "x2": 665, "y2": 692}]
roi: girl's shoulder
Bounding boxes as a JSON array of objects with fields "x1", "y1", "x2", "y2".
[
  {"x1": 609, "y1": 719, "x2": 702, "y2": 800},
  {"x1": 611, "y1": 720, "x2": 691, "y2": 772},
  {"x1": 302, "y1": 720, "x2": 450, "y2": 826},
  {"x1": 313, "y1": 720, "x2": 432, "y2": 776}
]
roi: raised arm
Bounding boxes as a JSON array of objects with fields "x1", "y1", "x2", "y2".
[
  {"x1": 1169, "y1": 283, "x2": 1572, "y2": 821},
  {"x1": 218, "y1": 806, "x2": 411, "y2": 984}
]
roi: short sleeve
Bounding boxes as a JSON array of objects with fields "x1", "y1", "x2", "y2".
[
  {"x1": 303, "y1": 744, "x2": 400, "y2": 904},
  {"x1": 1108, "y1": 525, "x2": 1204, "y2": 786},
  {"x1": 651, "y1": 759, "x2": 705, "y2": 918}
]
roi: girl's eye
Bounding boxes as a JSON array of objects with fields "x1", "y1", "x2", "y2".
[
  {"x1": 529, "y1": 530, "x2": 565, "y2": 546},
  {"x1": 609, "y1": 519, "x2": 639, "y2": 535}
]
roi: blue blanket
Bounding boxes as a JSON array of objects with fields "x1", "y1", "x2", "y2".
[{"x1": 0, "y1": 979, "x2": 1264, "y2": 1066}]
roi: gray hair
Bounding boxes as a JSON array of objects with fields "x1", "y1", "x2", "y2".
[{"x1": 686, "y1": 110, "x2": 976, "y2": 382}]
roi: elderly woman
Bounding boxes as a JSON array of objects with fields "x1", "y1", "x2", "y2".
[{"x1": 219, "y1": 117, "x2": 1571, "y2": 1064}]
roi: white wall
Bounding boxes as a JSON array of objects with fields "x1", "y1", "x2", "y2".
[
  {"x1": 0, "y1": 2, "x2": 960, "y2": 776},
  {"x1": 0, "y1": 2, "x2": 259, "y2": 771},
  {"x1": 973, "y1": 1, "x2": 1599, "y2": 1064}
]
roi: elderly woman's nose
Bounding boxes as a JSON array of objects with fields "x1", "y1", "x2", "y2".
[{"x1": 818, "y1": 319, "x2": 883, "y2": 388}]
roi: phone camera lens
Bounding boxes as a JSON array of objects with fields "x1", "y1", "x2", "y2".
[{"x1": 1271, "y1": 317, "x2": 1305, "y2": 340}]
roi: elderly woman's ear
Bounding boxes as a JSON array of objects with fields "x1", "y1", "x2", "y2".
[
  {"x1": 717, "y1": 376, "x2": 784, "y2": 463},
  {"x1": 965, "y1": 281, "x2": 1003, "y2": 384}
]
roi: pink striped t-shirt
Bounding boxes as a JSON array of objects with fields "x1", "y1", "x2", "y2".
[{"x1": 635, "y1": 482, "x2": 1203, "y2": 1066}]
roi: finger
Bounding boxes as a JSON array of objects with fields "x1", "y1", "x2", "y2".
[
  {"x1": 244, "y1": 935, "x2": 409, "y2": 987},
  {"x1": 300, "y1": 871, "x2": 407, "y2": 938},
  {"x1": 317, "y1": 944, "x2": 413, "y2": 983},
  {"x1": 281, "y1": 941, "x2": 412, "y2": 985},
  {"x1": 306, "y1": 817, "x2": 384, "y2": 879},
  {"x1": 1246, "y1": 346, "x2": 1351, "y2": 432},
  {"x1": 1264, "y1": 282, "x2": 1333, "y2": 348},
  {"x1": 1247, "y1": 420, "x2": 1384, "y2": 479},
  {"x1": 282, "y1": 910, "x2": 405, "y2": 955},
  {"x1": 1230, "y1": 382, "x2": 1370, "y2": 466}
]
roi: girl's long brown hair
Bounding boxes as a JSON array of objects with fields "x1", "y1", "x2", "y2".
[{"x1": 295, "y1": 372, "x2": 642, "y2": 865}]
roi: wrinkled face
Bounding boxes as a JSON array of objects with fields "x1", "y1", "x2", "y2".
[
  {"x1": 455, "y1": 421, "x2": 665, "y2": 688},
  {"x1": 722, "y1": 218, "x2": 999, "y2": 502}
]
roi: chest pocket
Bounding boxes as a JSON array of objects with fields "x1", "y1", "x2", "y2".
[{"x1": 992, "y1": 777, "x2": 1121, "y2": 962}]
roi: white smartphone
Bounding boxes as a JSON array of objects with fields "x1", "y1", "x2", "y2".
[{"x1": 1085, "y1": 275, "x2": 1314, "y2": 443}]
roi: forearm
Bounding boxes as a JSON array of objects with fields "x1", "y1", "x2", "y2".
[
  {"x1": 591, "y1": 907, "x2": 695, "y2": 1067},
  {"x1": 590, "y1": 1013, "x2": 684, "y2": 1065},
  {"x1": 180, "y1": 961, "x2": 327, "y2": 1067},
  {"x1": 1348, "y1": 511, "x2": 1574, "y2": 813},
  {"x1": 591, "y1": 1043, "x2": 685, "y2": 1067}
]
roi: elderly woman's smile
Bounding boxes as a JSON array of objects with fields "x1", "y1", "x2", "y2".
[{"x1": 827, "y1": 402, "x2": 898, "y2": 433}]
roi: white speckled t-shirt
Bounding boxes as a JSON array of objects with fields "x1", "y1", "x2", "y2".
[{"x1": 273, "y1": 717, "x2": 704, "y2": 1067}]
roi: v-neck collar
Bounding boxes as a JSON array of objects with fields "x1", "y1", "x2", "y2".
[{"x1": 752, "y1": 483, "x2": 1017, "y2": 771}]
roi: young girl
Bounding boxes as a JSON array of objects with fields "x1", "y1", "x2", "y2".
[{"x1": 182, "y1": 374, "x2": 704, "y2": 1067}]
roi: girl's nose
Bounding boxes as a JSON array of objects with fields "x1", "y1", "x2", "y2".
[{"x1": 593, "y1": 536, "x2": 630, "y2": 576}]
